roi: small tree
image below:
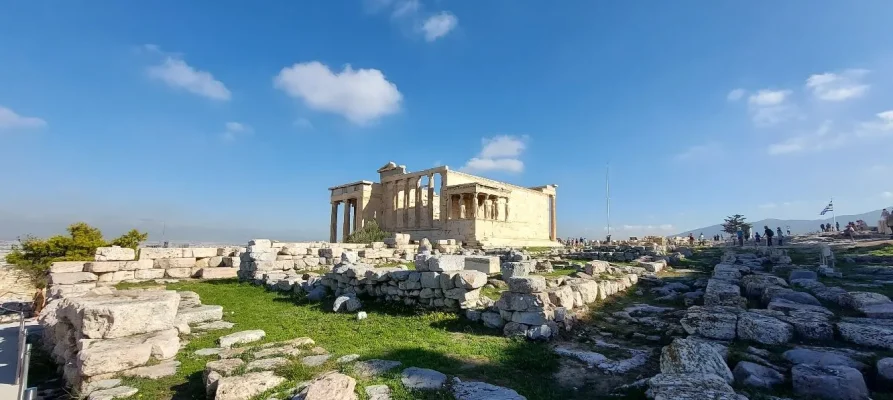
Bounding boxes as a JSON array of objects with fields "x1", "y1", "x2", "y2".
[
  {"x1": 722, "y1": 214, "x2": 752, "y2": 235},
  {"x1": 4, "y1": 222, "x2": 148, "y2": 287},
  {"x1": 346, "y1": 220, "x2": 390, "y2": 244}
]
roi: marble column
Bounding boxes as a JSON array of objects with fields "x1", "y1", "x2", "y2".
[
  {"x1": 415, "y1": 177, "x2": 422, "y2": 228},
  {"x1": 343, "y1": 199, "x2": 352, "y2": 242},
  {"x1": 393, "y1": 180, "x2": 401, "y2": 229},
  {"x1": 355, "y1": 197, "x2": 365, "y2": 232},
  {"x1": 330, "y1": 201, "x2": 339, "y2": 243},
  {"x1": 427, "y1": 174, "x2": 435, "y2": 227},
  {"x1": 403, "y1": 179, "x2": 410, "y2": 228},
  {"x1": 505, "y1": 197, "x2": 511, "y2": 221},
  {"x1": 550, "y1": 195, "x2": 557, "y2": 240}
]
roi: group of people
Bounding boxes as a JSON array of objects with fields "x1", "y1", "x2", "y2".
[
  {"x1": 734, "y1": 225, "x2": 786, "y2": 247},
  {"x1": 884, "y1": 209, "x2": 893, "y2": 236},
  {"x1": 819, "y1": 221, "x2": 840, "y2": 233}
]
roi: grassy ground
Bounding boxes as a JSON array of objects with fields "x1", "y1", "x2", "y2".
[{"x1": 48, "y1": 279, "x2": 578, "y2": 400}]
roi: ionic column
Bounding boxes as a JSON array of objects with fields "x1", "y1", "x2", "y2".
[
  {"x1": 393, "y1": 180, "x2": 400, "y2": 229},
  {"x1": 330, "y1": 201, "x2": 339, "y2": 242},
  {"x1": 504, "y1": 197, "x2": 511, "y2": 221},
  {"x1": 342, "y1": 199, "x2": 352, "y2": 242},
  {"x1": 427, "y1": 174, "x2": 435, "y2": 227},
  {"x1": 415, "y1": 177, "x2": 422, "y2": 228},
  {"x1": 355, "y1": 197, "x2": 365, "y2": 232},
  {"x1": 403, "y1": 179, "x2": 410, "y2": 227},
  {"x1": 550, "y1": 195, "x2": 557, "y2": 240}
]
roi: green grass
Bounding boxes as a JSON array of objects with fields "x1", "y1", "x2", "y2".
[
  {"x1": 79, "y1": 279, "x2": 572, "y2": 400},
  {"x1": 480, "y1": 285, "x2": 505, "y2": 301}
]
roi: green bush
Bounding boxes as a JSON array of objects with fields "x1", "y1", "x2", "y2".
[
  {"x1": 4, "y1": 222, "x2": 149, "y2": 287},
  {"x1": 345, "y1": 220, "x2": 390, "y2": 244}
]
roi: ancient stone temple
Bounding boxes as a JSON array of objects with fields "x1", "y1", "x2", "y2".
[{"x1": 329, "y1": 162, "x2": 559, "y2": 248}]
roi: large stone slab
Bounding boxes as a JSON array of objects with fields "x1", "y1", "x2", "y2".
[
  {"x1": 77, "y1": 328, "x2": 179, "y2": 376},
  {"x1": 120, "y1": 360, "x2": 180, "y2": 379},
  {"x1": 507, "y1": 276, "x2": 546, "y2": 294},
  {"x1": 792, "y1": 364, "x2": 868, "y2": 400},
  {"x1": 153, "y1": 258, "x2": 197, "y2": 269},
  {"x1": 86, "y1": 386, "x2": 138, "y2": 400},
  {"x1": 215, "y1": 371, "x2": 285, "y2": 400},
  {"x1": 50, "y1": 261, "x2": 87, "y2": 273},
  {"x1": 465, "y1": 256, "x2": 500, "y2": 274},
  {"x1": 95, "y1": 246, "x2": 136, "y2": 262},
  {"x1": 452, "y1": 379, "x2": 526, "y2": 400},
  {"x1": 660, "y1": 338, "x2": 734, "y2": 384},
  {"x1": 647, "y1": 373, "x2": 746, "y2": 400},
  {"x1": 704, "y1": 279, "x2": 745, "y2": 308},
  {"x1": 49, "y1": 272, "x2": 98, "y2": 285},
  {"x1": 737, "y1": 310, "x2": 793, "y2": 345},
  {"x1": 353, "y1": 359, "x2": 402, "y2": 378},
  {"x1": 177, "y1": 305, "x2": 223, "y2": 325},
  {"x1": 218, "y1": 330, "x2": 266, "y2": 348},
  {"x1": 733, "y1": 361, "x2": 784, "y2": 389},
  {"x1": 401, "y1": 367, "x2": 447, "y2": 390},
  {"x1": 426, "y1": 255, "x2": 466, "y2": 272},
  {"x1": 299, "y1": 371, "x2": 357, "y2": 400},
  {"x1": 58, "y1": 290, "x2": 180, "y2": 339},
  {"x1": 680, "y1": 306, "x2": 739, "y2": 340},
  {"x1": 837, "y1": 321, "x2": 893, "y2": 350},
  {"x1": 199, "y1": 267, "x2": 238, "y2": 280}
]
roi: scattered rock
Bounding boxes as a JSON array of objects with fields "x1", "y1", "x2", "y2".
[
  {"x1": 86, "y1": 386, "x2": 139, "y2": 400},
  {"x1": 659, "y1": 338, "x2": 734, "y2": 384},
  {"x1": 365, "y1": 384, "x2": 391, "y2": 400},
  {"x1": 791, "y1": 364, "x2": 868, "y2": 400},
  {"x1": 194, "y1": 321, "x2": 235, "y2": 331},
  {"x1": 357, "y1": 311, "x2": 368, "y2": 320},
  {"x1": 195, "y1": 348, "x2": 223, "y2": 357},
  {"x1": 120, "y1": 360, "x2": 180, "y2": 379},
  {"x1": 337, "y1": 354, "x2": 360, "y2": 364},
  {"x1": 301, "y1": 354, "x2": 332, "y2": 367},
  {"x1": 246, "y1": 357, "x2": 289, "y2": 371},
  {"x1": 646, "y1": 373, "x2": 745, "y2": 400},
  {"x1": 733, "y1": 361, "x2": 784, "y2": 389},
  {"x1": 737, "y1": 311, "x2": 793, "y2": 345},
  {"x1": 215, "y1": 371, "x2": 286, "y2": 400},
  {"x1": 452, "y1": 378, "x2": 526, "y2": 400},
  {"x1": 218, "y1": 330, "x2": 266, "y2": 348},
  {"x1": 297, "y1": 371, "x2": 357, "y2": 400},
  {"x1": 353, "y1": 359, "x2": 402, "y2": 378},
  {"x1": 401, "y1": 367, "x2": 447, "y2": 390},
  {"x1": 333, "y1": 295, "x2": 362, "y2": 313}
]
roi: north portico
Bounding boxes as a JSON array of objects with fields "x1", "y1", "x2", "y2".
[{"x1": 328, "y1": 161, "x2": 560, "y2": 248}]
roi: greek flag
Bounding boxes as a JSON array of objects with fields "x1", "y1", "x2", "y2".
[{"x1": 820, "y1": 201, "x2": 834, "y2": 215}]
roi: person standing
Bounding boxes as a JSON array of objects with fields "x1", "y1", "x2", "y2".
[
  {"x1": 820, "y1": 223, "x2": 826, "y2": 233},
  {"x1": 699, "y1": 233, "x2": 705, "y2": 246},
  {"x1": 737, "y1": 228, "x2": 744, "y2": 246},
  {"x1": 776, "y1": 227, "x2": 784, "y2": 246},
  {"x1": 835, "y1": 221, "x2": 840, "y2": 232},
  {"x1": 764, "y1": 225, "x2": 774, "y2": 247},
  {"x1": 688, "y1": 233, "x2": 695, "y2": 246}
]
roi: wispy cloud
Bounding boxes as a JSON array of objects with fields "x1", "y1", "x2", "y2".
[
  {"x1": 460, "y1": 135, "x2": 528, "y2": 174},
  {"x1": 747, "y1": 89, "x2": 795, "y2": 126},
  {"x1": 221, "y1": 121, "x2": 252, "y2": 141},
  {"x1": 767, "y1": 120, "x2": 847, "y2": 155},
  {"x1": 0, "y1": 106, "x2": 46, "y2": 131},
  {"x1": 294, "y1": 118, "x2": 314, "y2": 130},
  {"x1": 674, "y1": 142, "x2": 721, "y2": 161},
  {"x1": 759, "y1": 203, "x2": 777, "y2": 209},
  {"x1": 422, "y1": 12, "x2": 458, "y2": 42},
  {"x1": 274, "y1": 61, "x2": 402, "y2": 125},
  {"x1": 727, "y1": 88, "x2": 746, "y2": 102},
  {"x1": 882, "y1": 191, "x2": 893, "y2": 199},
  {"x1": 367, "y1": 0, "x2": 458, "y2": 42},
  {"x1": 805, "y1": 69, "x2": 870, "y2": 101},
  {"x1": 145, "y1": 45, "x2": 231, "y2": 101}
]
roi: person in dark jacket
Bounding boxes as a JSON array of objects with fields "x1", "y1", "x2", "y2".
[{"x1": 764, "y1": 225, "x2": 774, "y2": 247}]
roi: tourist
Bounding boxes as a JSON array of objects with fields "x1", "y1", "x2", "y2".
[
  {"x1": 737, "y1": 228, "x2": 744, "y2": 246},
  {"x1": 699, "y1": 233, "x2": 705, "y2": 246},
  {"x1": 845, "y1": 223, "x2": 856, "y2": 243},
  {"x1": 776, "y1": 227, "x2": 783, "y2": 246},
  {"x1": 754, "y1": 232, "x2": 761, "y2": 246},
  {"x1": 835, "y1": 221, "x2": 840, "y2": 232},
  {"x1": 764, "y1": 225, "x2": 774, "y2": 247},
  {"x1": 820, "y1": 223, "x2": 826, "y2": 233},
  {"x1": 688, "y1": 233, "x2": 695, "y2": 245}
]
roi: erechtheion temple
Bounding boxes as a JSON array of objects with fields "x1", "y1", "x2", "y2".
[{"x1": 329, "y1": 162, "x2": 559, "y2": 248}]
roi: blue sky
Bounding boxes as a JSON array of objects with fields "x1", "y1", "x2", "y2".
[{"x1": 1, "y1": 1, "x2": 892, "y2": 242}]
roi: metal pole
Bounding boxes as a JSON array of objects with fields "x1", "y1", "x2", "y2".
[{"x1": 18, "y1": 343, "x2": 31, "y2": 400}]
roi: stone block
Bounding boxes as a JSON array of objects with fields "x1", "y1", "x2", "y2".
[
  {"x1": 135, "y1": 269, "x2": 165, "y2": 280},
  {"x1": 50, "y1": 261, "x2": 87, "y2": 273},
  {"x1": 464, "y1": 257, "x2": 500, "y2": 274},
  {"x1": 95, "y1": 246, "x2": 136, "y2": 261},
  {"x1": 138, "y1": 248, "x2": 184, "y2": 260},
  {"x1": 427, "y1": 255, "x2": 466, "y2": 272},
  {"x1": 177, "y1": 305, "x2": 223, "y2": 325},
  {"x1": 48, "y1": 272, "x2": 98, "y2": 285},
  {"x1": 184, "y1": 248, "x2": 218, "y2": 258},
  {"x1": 420, "y1": 272, "x2": 441, "y2": 288},
  {"x1": 121, "y1": 259, "x2": 153, "y2": 271},
  {"x1": 248, "y1": 239, "x2": 272, "y2": 248},
  {"x1": 500, "y1": 261, "x2": 533, "y2": 279},
  {"x1": 454, "y1": 270, "x2": 488, "y2": 289},
  {"x1": 97, "y1": 270, "x2": 135, "y2": 283},
  {"x1": 58, "y1": 290, "x2": 180, "y2": 339},
  {"x1": 154, "y1": 258, "x2": 196, "y2": 269},
  {"x1": 511, "y1": 310, "x2": 552, "y2": 325},
  {"x1": 200, "y1": 268, "x2": 238, "y2": 280},
  {"x1": 704, "y1": 279, "x2": 745, "y2": 308},
  {"x1": 508, "y1": 276, "x2": 546, "y2": 293},
  {"x1": 223, "y1": 257, "x2": 241, "y2": 268},
  {"x1": 165, "y1": 268, "x2": 193, "y2": 278},
  {"x1": 85, "y1": 261, "x2": 124, "y2": 273},
  {"x1": 48, "y1": 283, "x2": 96, "y2": 298}
]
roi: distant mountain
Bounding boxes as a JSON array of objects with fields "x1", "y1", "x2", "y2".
[{"x1": 674, "y1": 207, "x2": 893, "y2": 237}]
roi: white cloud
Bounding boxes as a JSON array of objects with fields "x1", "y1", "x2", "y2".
[
  {"x1": 746, "y1": 89, "x2": 795, "y2": 127},
  {"x1": 759, "y1": 203, "x2": 777, "y2": 209},
  {"x1": 147, "y1": 54, "x2": 231, "y2": 101},
  {"x1": 391, "y1": 0, "x2": 419, "y2": 18},
  {"x1": 748, "y1": 89, "x2": 790, "y2": 106},
  {"x1": 805, "y1": 69, "x2": 870, "y2": 101},
  {"x1": 883, "y1": 191, "x2": 893, "y2": 199},
  {"x1": 768, "y1": 120, "x2": 847, "y2": 155},
  {"x1": 727, "y1": 88, "x2": 746, "y2": 101},
  {"x1": 460, "y1": 135, "x2": 528, "y2": 174},
  {"x1": 421, "y1": 12, "x2": 458, "y2": 42},
  {"x1": 0, "y1": 106, "x2": 46, "y2": 130},
  {"x1": 221, "y1": 121, "x2": 252, "y2": 141},
  {"x1": 854, "y1": 110, "x2": 893, "y2": 139},
  {"x1": 674, "y1": 142, "x2": 721, "y2": 161},
  {"x1": 274, "y1": 61, "x2": 402, "y2": 125}
]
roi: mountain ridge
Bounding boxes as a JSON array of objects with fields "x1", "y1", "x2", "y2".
[{"x1": 673, "y1": 206, "x2": 893, "y2": 237}]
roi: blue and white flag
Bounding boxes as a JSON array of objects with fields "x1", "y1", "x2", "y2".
[{"x1": 820, "y1": 201, "x2": 834, "y2": 215}]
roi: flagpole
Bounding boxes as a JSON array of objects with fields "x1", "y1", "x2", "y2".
[
  {"x1": 606, "y1": 163, "x2": 611, "y2": 240},
  {"x1": 831, "y1": 197, "x2": 836, "y2": 231}
]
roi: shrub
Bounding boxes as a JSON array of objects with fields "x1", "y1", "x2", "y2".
[
  {"x1": 346, "y1": 220, "x2": 390, "y2": 244},
  {"x1": 4, "y1": 222, "x2": 149, "y2": 287}
]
